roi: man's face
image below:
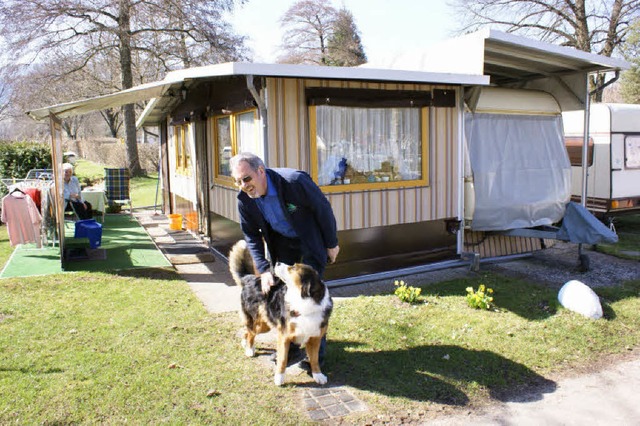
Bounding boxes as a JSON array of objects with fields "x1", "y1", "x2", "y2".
[{"x1": 231, "y1": 160, "x2": 267, "y2": 198}]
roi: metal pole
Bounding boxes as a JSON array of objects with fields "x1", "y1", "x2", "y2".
[
  {"x1": 578, "y1": 73, "x2": 592, "y2": 259},
  {"x1": 580, "y1": 73, "x2": 591, "y2": 206}
]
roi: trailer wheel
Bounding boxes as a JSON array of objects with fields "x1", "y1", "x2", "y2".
[{"x1": 578, "y1": 254, "x2": 590, "y2": 272}]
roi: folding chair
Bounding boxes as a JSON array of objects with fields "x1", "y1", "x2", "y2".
[
  {"x1": 63, "y1": 199, "x2": 81, "y2": 228},
  {"x1": 104, "y1": 168, "x2": 133, "y2": 218}
]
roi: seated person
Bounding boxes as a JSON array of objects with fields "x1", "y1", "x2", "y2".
[{"x1": 63, "y1": 162, "x2": 92, "y2": 220}]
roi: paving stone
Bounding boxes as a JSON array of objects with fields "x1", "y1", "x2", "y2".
[
  {"x1": 307, "y1": 409, "x2": 329, "y2": 421},
  {"x1": 324, "y1": 403, "x2": 350, "y2": 417},
  {"x1": 300, "y1": 387, "x2": 368, "y2": 421}
]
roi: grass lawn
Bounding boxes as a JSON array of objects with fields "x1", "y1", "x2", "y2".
[
  {"x1": 595, "y1": 214, "x2": 640, "y2": 260},
  {"x1": 1, "y1": 248, "x2": 639, "y2": 422}
]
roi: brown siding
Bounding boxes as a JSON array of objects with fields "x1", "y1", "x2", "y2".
[{"x1": 464, "y1": 231, "x2": 556, "y2": 258}]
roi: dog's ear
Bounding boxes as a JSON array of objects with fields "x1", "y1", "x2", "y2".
[
  {"x1": 297, "y1": 265, "x2": 325, "y2": 302},
  {"x1": 300, "y1": 279, "x2": 311, "y2": 298}
]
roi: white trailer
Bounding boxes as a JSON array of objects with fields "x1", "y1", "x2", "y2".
[{"x1": 563, "y1": 103, "x2": 640, "y2": 218}]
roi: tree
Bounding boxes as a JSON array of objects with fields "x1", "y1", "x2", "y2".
[
  {"x1": 326, "y1": 8, "x2": 367, "y2": 66},
  {"x1": 451, "y1": 0, "x2": 640, "y2": 102},
  {"x1": 0, "y1": 0, "x2": 248, "y2": 176},
  {"x1": 620, "y1": 19, "x2": 640, "y2": 103},
  {"x1": 278, "y1": 0, "x2": 338, "y2": 65}
]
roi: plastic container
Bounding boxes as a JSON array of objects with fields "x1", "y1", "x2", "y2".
[
  {"x1": 168, "y1": 213, "x2": 183, "y2": 230},
  {"x1": 74, "y1": 219, "x2": 103, "y2": 248}
]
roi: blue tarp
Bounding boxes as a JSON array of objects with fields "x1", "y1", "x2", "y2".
[{"x1": 557, "y1": 202, "x2": 618, "y2": 244}]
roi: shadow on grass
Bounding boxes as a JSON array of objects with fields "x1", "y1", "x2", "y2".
[{"x1": 328, "y1": 341, "x2": 556, "y2": 405}]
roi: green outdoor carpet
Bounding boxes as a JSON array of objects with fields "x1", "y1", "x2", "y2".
[{"x1": 0, "y1": 214, "x2": 171, "y2": 278}]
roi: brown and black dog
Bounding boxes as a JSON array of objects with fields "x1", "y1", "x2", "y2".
[{"x1": 229, "y1": 240, "x2": 333, "y2": 386}]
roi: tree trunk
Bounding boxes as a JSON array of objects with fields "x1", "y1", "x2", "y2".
[{"x1": 118, "y1": 0, "x2": 143, "y2": 176}]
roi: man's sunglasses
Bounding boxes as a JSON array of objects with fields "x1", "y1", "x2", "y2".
[{"x1": 234, "y1": 175, "x2": 253, "y2": 186}]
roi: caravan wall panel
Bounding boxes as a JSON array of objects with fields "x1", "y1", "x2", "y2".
[{"x1": 265, "y1": 78, "x2": 459, "y2": 231}]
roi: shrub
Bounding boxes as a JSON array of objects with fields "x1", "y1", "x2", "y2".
[{"x1": 0, "y1": 141, "x2": 52, "y2": 197}]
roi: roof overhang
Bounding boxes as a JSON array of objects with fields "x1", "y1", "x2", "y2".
[
  {"x1": 364, "y1": 29, "x2": 630, "y2": 111},
  {"x1": 26, "y1": 76, "x2": 183, "y2": 121},
  {"x1": 27, "y1": 62, "x2": 489, "y2": 126}
]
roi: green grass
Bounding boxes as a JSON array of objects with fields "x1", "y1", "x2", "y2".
[
  {"x1": 1, "y1": 265, "x2": 639, "y2": 422},
  {"x1": 130, "y1": 173, "x2": 160, "y2": 208},
  {"x1": 0, "y1": 225, "x2": 12, "y2": 269},
  {"x1": 596, "y1": 214, "x2": 640, "y2": 260},
  {"x1": 73, "y1": 159, "x2": 106, "y2": 185}
]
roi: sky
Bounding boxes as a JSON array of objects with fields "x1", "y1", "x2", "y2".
[{"x1": 227, "y1": 0, "x2": 459, "y2": 64}]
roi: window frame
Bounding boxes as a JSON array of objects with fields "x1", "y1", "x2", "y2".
[
  {"x1": 212, "y1": 108, "x2": 260, "y2": 186},
  {"x1": 309, "y1": 104, "x2": 430, "y2": 193},
  {"x1": 625, "y1": 135, "x2": 640, "y2": 169},
  {"x1": 173, "y1": 123, "x2": 191, "y2": 175}
]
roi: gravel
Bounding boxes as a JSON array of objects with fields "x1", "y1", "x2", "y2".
[{"x1": 331, "y1": 242, "x2": 640, "y2": 298}]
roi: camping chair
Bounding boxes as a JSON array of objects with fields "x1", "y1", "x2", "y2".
[
  {"x1": 63, "y1": 198, "x2": 82, "y2": 228},
  {"x1": 104, "y1": 168, "x2": 133, "y2": 218}
]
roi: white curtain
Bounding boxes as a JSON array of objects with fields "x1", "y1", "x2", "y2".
[
  {"x1": 465, "y1": 113, "x2": 571, "y2": 230},
  {"x1": 237, "y1": 111, "x2": 263, "y2": 160},
  {"x1": 315, "y1": 105, "x2": 422, "y2": 186}
]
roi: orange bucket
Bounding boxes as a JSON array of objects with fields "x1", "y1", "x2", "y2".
[{"x1": 168, "y1": 213, "x2": 182, "y2": 230}]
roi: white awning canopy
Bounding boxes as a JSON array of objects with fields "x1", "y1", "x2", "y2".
[
  {"x1": 27, "y1": 62, "x2": 489, "y2": 125},
  {"x1": 364, "y1": 29, "x2": 629, "y2": 110}
]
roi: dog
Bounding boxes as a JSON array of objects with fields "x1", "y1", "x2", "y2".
[{"x1": 229, "y1": 240, "x2": 333, "y2": 386}]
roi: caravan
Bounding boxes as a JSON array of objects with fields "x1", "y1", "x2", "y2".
[{"x1": 563, "y1": 103, "x2": 640, "y2": 218}]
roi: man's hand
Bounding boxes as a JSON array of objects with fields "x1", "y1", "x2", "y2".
[
  {"x1": 327, "y1": 245, "x2": 340, "y2": 264},
  {"x1": 260, "y1": 271, "x2": 275, "y2": 294}
]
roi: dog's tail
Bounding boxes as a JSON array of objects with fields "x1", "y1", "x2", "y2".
[{"x1": 228, "y1": 240, "x2": 256, "y2": 286}]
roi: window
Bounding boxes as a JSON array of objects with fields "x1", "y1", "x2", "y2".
[
  {"x1": 173, "y1": 123, "x2": 191, "y2": 174},
  {"x1": 564, "y1": 136, "x2": 594, "y2": 167},
  {"x1": 625, "y1": 135, "x2": 640, "y2": 169},
  {"x1": 213, "y1": 109, "x2": 261, "y2": 182},
  {"x1": 310, "y1": 104, "x2": 429, "y2": 190}
]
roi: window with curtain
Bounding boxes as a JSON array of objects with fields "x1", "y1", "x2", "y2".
[
  {"x1": 311, "y1": 105, "x2": 428, "y2": 189},
  {"x1": 626, "y1": 135, "x2": 640, "y2": 169},
  {"x1": 213, "y1": 109, "x2": 261, "y2": 181}
]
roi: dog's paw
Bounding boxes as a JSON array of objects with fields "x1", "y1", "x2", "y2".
[
  {"x1": 244, "y1": 347, "x2": 256, "y2": 357},
  {"x1": 312, "y1": 372, "x2": 328, "y2": 385},
  {"x1": 274, "y1": 373, "x2": 286, "y2": 386}
]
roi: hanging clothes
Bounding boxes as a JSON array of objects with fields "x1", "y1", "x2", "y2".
[{"x1": 1, "y1": 189, "x2": 43, "y2": 248}]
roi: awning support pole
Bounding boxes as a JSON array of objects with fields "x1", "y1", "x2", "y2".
[
  {"x1": 577, "y1": 70, "x2": 619, "y2": 259},
  {"x1": 246, "y1": 75, "x2": 268, "y2": 162}
]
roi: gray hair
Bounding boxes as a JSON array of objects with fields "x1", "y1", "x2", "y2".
[
  {"x1": 62, "y1": 163, "x2": 74, "y2": 172},
  {"x1": 229, "y1": 152, "x2": 265, "y2": 172}
]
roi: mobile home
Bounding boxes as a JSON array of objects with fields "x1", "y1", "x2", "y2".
[
  {"x1": 563, "y1": 103, "x2": 640, "y2": 218},
  {"x1": 26, "y1": 29, "x2": 628, "y2": 282}
]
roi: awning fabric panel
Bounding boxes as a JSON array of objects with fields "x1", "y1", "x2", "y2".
[{"x1": 465, "y1": 113, "x2": 571, "y2": 230}]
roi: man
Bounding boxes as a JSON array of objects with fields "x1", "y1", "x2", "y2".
[{"x1": 230, "y1": 152, "x2": 339, "y2": 369}]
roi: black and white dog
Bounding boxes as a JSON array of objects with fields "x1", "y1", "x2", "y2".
[{"x1": 229, "y1": 240, "x2": 333, "y2": 386}]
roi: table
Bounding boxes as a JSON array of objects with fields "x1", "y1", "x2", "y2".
[{"x1": 81, "y1": 188, "x2": 107, "y2": 223}]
